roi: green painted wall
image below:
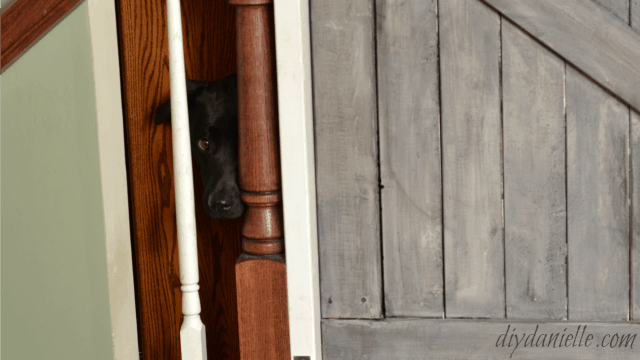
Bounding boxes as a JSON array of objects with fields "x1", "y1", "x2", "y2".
[{"x1": 1, "y1": 3, "x2": 115, "y2": 359}]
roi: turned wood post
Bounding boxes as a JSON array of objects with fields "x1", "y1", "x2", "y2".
[{"x1": 229, "y1": 0, "x2": 291, "y2": 358}]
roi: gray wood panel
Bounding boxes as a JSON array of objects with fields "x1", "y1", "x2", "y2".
[
  {"x1": 632, "y1": 110, "x2": 640, "y2": 320},
  {"x1": 593, "y1": 0, "x2": 630, "y2": 23},
  {"x1": 310, "y1": 0, "x2": 382, "y2": 319},
  {"x1": 597, "y1": 0, "x2": 635, "y2": 322},
  {"x1": 567, "y1": 66, "x2": 630, "y2": 321},
  {"x1": 376, "y1": 0, "x2": 443, "y2": 317},
  {"x1": 481, "y1": 0, "x2": 640, "y2": 114},
  {"x1": 502, "y1": 20, "x2": 567, "y2": 320},
  {"x1": 440, "y1": 0, "x2": 503, "y2": 318},
  {"x1": 323, "y1": 319, "x2": 640, "y2": 359},
  {"x1": 634, "y1": 0, "x2": 640, "y2": 31}
]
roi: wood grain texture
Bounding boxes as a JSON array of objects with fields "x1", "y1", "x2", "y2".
[
  {"x1": 310, "y1": 0, "x2": 382, "y2": 319},
  {"x1": 440, "y1": 0, "x2": 503, "y2": 318},
  {"x1": 323, "y1": 319, "x2": 640, "y2": 359},
  {"x1": 634, "y1": 0, "x2": 640, "y2": 31},
  {"x1": 593, "y1": 0, "x2": 630, "y2": 24},
  {"x1": 502, "y1": 20, "x2": 567, "y2": 320},
  {"x1": 376, "y1": 0, "x2": 443, "y2": 317},
  {"x1": 233, "y1": 3, "x2": 284, "y2": 256},
  {"x1": 232, "y1": 2, "x2": 284, "y2": 255},
  {"x1": 480, "y1": 0, "x2": 640, "y2": 113},
  {"x1": 235, "y1": 5, "x2": 280, "y2": 194},
  {"x1": 231, "y1": 1, "x2": 291, "y2": 357},
  {"x1": 567, "y1": 66, "x2": 630, "y2": 321},
  {"x1": 236, "y1": 256, "x2": 290, "y2": 360},
  {"x1": 0, "y1": 0, "x2": 19, "y2": 15},
  {"x1": 632, "y1": 110, "x2": 640, "y2": 320},
  {"x1": 1, "y1": 0, "x2": 84, "y2": 72},
  {"x1": 115, "y1": 0, "x2": 242, "y2": 358}
]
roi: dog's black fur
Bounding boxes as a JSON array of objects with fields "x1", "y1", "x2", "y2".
[{"x1": 155, "y1": 74, "x2": 244, "y2": 219}]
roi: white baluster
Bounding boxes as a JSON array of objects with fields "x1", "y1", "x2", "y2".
[{"x1": 166, "y1": 0, "x2": 207, "y2": 358}]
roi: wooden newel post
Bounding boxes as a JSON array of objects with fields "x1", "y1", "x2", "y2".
[{"x1": 229, "y1": 0, "x2": 291, "y2": 358}]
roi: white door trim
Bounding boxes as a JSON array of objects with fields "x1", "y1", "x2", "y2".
[
  {"x1": 87, "y1": 1, "x2": 140, "y2": 359},
  {"x1": 273, "y1": 1, "x2": 323, "y2": 359}
]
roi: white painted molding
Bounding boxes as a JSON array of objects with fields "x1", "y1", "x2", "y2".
[
  {"x1": 273, "y1": 0, "x2": 322, "y2": 359},
  {"x1": 86, "y1": 0, "x2": 140, "y2": 359},
  {"x1": 165, "y1": 0, "x2": 208, "y2": 358}
]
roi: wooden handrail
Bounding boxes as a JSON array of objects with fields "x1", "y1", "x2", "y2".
[
  {"x1": 1, "y1": 0, "x2": 84, "y2": 73},
  {"x1": 230, "y1": 0, "x2": 291, "y2": 358}
]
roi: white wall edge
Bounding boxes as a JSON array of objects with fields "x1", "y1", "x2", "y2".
[
  {"x1": 86, "y1": 1, "x2": 140, "y2": 359},
  {"x1": 273, "y1": 0, "x2": 323, "y2": 359}
]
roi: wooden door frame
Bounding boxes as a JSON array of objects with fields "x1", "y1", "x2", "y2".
[
  {"x1": 87, "y1": 0, "x2": 140, "y2": 357},
  {"x1": 274, "y1": 0, "x2": 322, "y2": 359},
  {"x1": 1, "y1": 0, "x2": 140, "y2": 358}
]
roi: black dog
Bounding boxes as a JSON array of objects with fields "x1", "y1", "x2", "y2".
[{"x1": 155, "y1": 74, "x2": 244, "y2": 219}]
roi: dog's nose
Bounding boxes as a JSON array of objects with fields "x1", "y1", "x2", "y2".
[
  {"x1": 205, "y1": 192, "x2": 244, "y2": 218},
  {"x1": 216, "y1": 199, "x2": 232, "y2": 212}
]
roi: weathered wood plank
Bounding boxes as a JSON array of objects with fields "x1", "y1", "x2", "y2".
[
  {"x1": 323, "y1": 319, "x2": 640, "y2": 359},
  {"x1": 567, "y1": 66, "x2": 630, "y2": 321},
  {"x1": 597, "y1": 0, "x2": 635, "y2": 322},
  {"x1": 632, "y1": 110, "x2": 640, "y2": 320},
  {"x1": 629, "y1": 0, "x2": 639, "y2": 324},
  {"x1": 310, "y1": 0, "x2": 382, "y2": 319},
  {"x1": 480, "y1": 0, "x2": 640, "y2": 113},
  {"x1": 376, "y1": 0, "x2": 443, "y2": 317},
  {"x1": 593, "y1": 0, "x2": 630, "y2": 24},
  {"x1": 502, "y1": 21, "x2": 567, "y2": 320},
  {"x1": 633, "y1": 0, "x2": 640, "y2": 31},
  {"x1": 440, "y1": 0, "x2": 503, "y2": 318}
]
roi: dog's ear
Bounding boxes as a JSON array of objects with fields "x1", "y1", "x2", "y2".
[
  {"x1": 224, "y1": 74, "x2": 237, "y2": 99},
  {"x1": 155, "y1": 80, "x2": 209, "y2": 125},
  {"x1": 224, "y1": 74, "x2": 238, "y2": 116},
  {"x1": 155, "y1": 99, "x2": 172, "y2": 125},
  {"x1": 187, "y1": 79, "x2": 208, "y2": 94}
]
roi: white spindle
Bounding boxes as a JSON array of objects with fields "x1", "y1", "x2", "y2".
[{"x1": 166, "y1": 0, "x2": 207, "y2": 359}]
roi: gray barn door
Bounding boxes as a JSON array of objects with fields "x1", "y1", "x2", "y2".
[{"x1": 311, "y1": 0, "x2": 640, "y2": 358}]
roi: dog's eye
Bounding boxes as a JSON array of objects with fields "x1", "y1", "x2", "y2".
[{"x1": 198, "y1": 139, "x2": 210, "y2": 150}]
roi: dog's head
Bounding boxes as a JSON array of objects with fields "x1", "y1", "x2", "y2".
[{"x1": 155, "y1": 74, "x2": 244, "y2": 219}]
